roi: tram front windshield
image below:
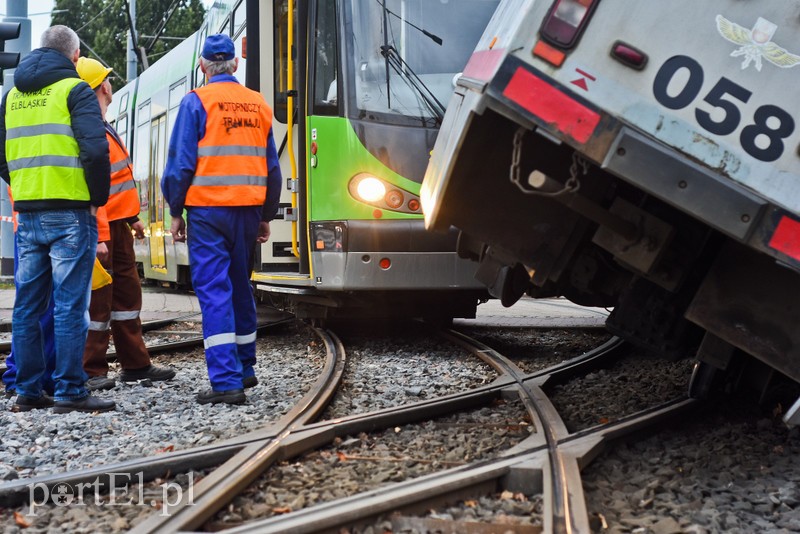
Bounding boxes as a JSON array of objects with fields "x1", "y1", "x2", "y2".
[{"x1": 347, "y1": 0, "x2": 499, "y2": 126}]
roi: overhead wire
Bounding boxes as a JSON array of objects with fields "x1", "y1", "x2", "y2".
[{"x1": 76, "y1": 0, "x2": 123, "y2": 33}]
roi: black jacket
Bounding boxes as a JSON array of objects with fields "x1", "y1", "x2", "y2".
[{"x1": 0, "y1": 47, "x2": 110, "y2": 211}]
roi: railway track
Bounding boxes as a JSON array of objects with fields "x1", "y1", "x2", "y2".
[
  {"x1": 0, "y1": 309, "x2": 293, "y2": 370},
  {"x1": 0, "y1": 315, "x2": 203, "y2": 356},
  {"x1": 0, "y1": 320, "x2": 697, "y2": 533}
]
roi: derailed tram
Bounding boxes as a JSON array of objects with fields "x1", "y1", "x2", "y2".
[
  {"x1": 422, "y1": 0, "x2": 800, "y2": 404},
  {"x1": 108, "y1": 0, "x2": 500, "y2": 322}
]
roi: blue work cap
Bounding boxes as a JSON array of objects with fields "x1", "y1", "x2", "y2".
[{"x1": 201, "y1": 34, "x2": 235, "y2": 61}]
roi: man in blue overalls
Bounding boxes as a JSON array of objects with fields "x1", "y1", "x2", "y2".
[{"x1": 161, "y1": 34, "x2": 282, "y2": 405}]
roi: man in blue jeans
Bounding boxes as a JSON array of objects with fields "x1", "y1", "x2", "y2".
[
  {"x1": 2, "y1": 307, "x2": 55, "y2": 398},
  {"x1": 0, "y1": 25, "x2": 115, "y2": 413},
  {"x1": 2, "y1": 246, "x2": 56, "y2": 398},
  {"x1": 3, "y1": 188, "x2": 57, "y2": 399}
]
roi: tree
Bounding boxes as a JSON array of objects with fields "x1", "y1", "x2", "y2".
[{"x1": 52, "y1": 0, "x2": 206, "y2": 89}]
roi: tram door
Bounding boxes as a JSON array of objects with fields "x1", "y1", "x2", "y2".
[{"x1": 148, "y1": 115, "x2": 168, "y2": 274}]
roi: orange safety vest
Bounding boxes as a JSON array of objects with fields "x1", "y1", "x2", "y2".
[
  {"x1": 96, "y1": 128, "x2": 139, "y2": 243},
  {"x1": 185, "y1": 82, "x2": 273, "y2": 207},
  {"x1": 104, "y1": 127, "x2": 139, "y2": 221}
]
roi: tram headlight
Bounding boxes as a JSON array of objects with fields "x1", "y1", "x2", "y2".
[
  {"x1": 348, "y1": 173, "x2": 422, "y2": 214},
  {"x1": 353, "y1": 175, "x2": 386, "y2": 203}
]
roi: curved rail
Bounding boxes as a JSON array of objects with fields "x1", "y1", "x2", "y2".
[
  {"x1": 129, "y1": 327, "x2": 347, "y2": 533},
  {"x1": 214, "y1": 330, "x2": 696, "y2": 534},
  {"x1": 0, "y1": 325, "x2": 697, "y2": 533},
  {"x1": 441, "y1": 329, "x2": 627, "y2": 533}
]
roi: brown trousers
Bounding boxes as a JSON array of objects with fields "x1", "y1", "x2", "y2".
[{"x1": 83, "y1": 220, "x2": 151, "y2": 376}]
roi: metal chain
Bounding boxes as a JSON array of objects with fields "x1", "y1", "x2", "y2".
[
  {"x1": 564, "y1": 152, "x2": 589, "y2": 194},
  {"x1": 510, "y1": 125, "x2": 591, "y2": 197},
  {"x1": 509, "y1": 126, "x2": 526, "y2": 186}
]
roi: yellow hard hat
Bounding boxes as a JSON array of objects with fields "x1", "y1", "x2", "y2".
[{"x1": 76, "y1": 57, "x2": 112, "y2": 89}]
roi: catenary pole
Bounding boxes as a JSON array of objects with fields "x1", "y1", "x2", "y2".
[{"x1": 127, "y1": 0, "x2": 137, "y2": 80}]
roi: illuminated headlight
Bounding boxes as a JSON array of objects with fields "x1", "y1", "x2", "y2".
[
  {"x1": 348, "y1": 173, "x2": 422, "y2": 214},
  {"x1": 354, "y1": 175, "x2": 386, "y2": 202}
]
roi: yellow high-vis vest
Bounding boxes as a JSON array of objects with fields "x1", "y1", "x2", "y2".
[{"x1": 5, "y1": 78, "x2": 89, "y2": 202}]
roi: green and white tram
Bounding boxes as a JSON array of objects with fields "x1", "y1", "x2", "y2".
[{"x1": 109, "y1": 0, "x2": 499, "y2": 321}]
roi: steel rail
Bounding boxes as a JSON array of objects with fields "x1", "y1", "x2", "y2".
[
  {"x1": 221, "y1": 396, "x2": 698, "y2": 534},
  {"x1": 198, "y1": 329, "x2": 626, "y2": 533},
  {"x1": 106, "y1": 312, "x2": 294, "y2": 358},
  {"x1": 216, "y1": 331, "x2": 694, "y2": 534},
  {"x1": 0, "y1": 327, "x2": 620, "y2": 509},
  {"x1": 442, "y1": 328, "x2": 593, "y2": 533},
  {"x1": 129, "y1": 327, "x2": 348, "y2": 533},
  {"x1": 0, "y1": 375, "x2": 512, "y2": 507},
  {"x1": 1, "y1": 307, "x2": 288, "y2": 353},
  {"x1": 0, "y1": 313, "x2": 204, "y2": 353},
  {"x1": 1, "y1": 324, "x2": 642, "y2": 534},
  {"x1": 140, "y1": 312, "x2": 202, "y2": 333}
]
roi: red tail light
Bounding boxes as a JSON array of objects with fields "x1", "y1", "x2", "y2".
[
  {"x1": 540, "y1": 0, "x2": 599, "y2": 49},
  {"x1": 769, "y1": 215, "x2": 800, "y2": 262}
]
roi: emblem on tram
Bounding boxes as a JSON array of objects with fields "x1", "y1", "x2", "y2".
[{"x1": 715, "y1": 15, "x2": 800, "y2": 71}]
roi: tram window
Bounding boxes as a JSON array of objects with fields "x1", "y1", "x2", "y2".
[
  {"x1": 169, "y1": 80, "x2": 187, "y2": 111},
  {"x1": 219, "y1": 17, "x2": 231, "y2": 35},
  {"x1": 273, "y1": 0, "x2": 292, "y2": 124},
  {"x1": 196, "y1": 26, "x2": 208, "y2": 61},
  {"x1": 137, "y1": 101, "x2": 151, "y2": 126},
  {"x1": 118, "y1": 92, "x2": 129, "y2": 115},
  {"x1": 195, "y1": 64, "x2": 205, "y2": 88},
  {"x1": 233, "y1": 1, "x2": 246, "y2": 37},
  {"x1": 133, "y1": 118, "x2": 151, "y2": 209},
  {"x1": 195, "y1": 27, "x2": 208, "y2": 88},
  {"x1": 117, "y1": 115, "x2": 128, "y2": 141},
  {"x1": 134, "y1": 102, "x2": 151, "y2": 187},
  {"x1": 168, "y1": 79, "x2": 187, "y2": 141},
  {"x1": 312, "y1": 0, "x2": 338, "y2": 115}
]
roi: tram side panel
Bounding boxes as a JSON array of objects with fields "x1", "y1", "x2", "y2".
[{"x1": 422, "y1": 0, "x2": 800, "y2": 382}]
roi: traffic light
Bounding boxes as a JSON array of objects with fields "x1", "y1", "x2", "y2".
[{"x1": 0, "y1": 21, "x2": 21, "y2": 69}]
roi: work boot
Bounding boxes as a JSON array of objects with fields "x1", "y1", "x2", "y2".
[
  {"x1": 243, "y1": 376, "x2": 258, "y2": 388},
  {"x1": 196, "y1": 388, "x2": 246, "y2": 405},
  {"x1": 12, "y1": 394, "x2": 54, "y2": 412},
  {"x1": 119, "y1": 365, "x2": 176, "y2": 383},
  {"x1": 86, "y1": 375, "x2": 116, "y2": 391},
  {"x1": 53, "y1": 395, "x2": 115, "y2": 414}
]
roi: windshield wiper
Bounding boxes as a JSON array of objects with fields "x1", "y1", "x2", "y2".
[
  {"x1": 376, "y1": 1, "x2": 443, "y2": 46},
  {"x1": 380, "y1": 45, "x2": 446, "y2": 124}
]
